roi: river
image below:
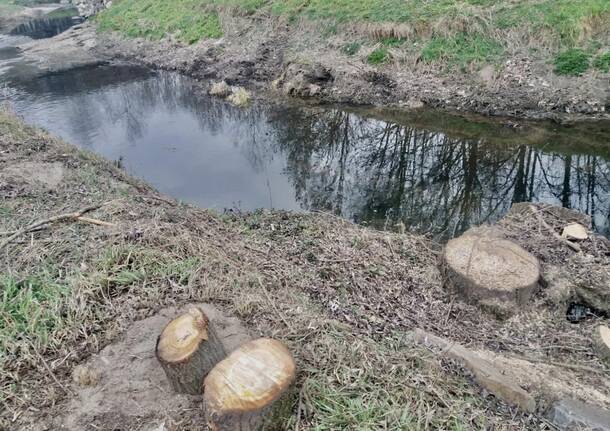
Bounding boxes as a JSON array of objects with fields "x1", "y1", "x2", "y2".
[{"x1": 1, "y1": 32, "x2": 609, "y2": 239}]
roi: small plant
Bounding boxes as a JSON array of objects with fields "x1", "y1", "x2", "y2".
[
  {"x1": 367, "y1": 47, "x2": 390, "y2": 65},
  {"x1": 380, "y1": 37, "x2": 405, "y2": 47},
  {"x1": 593, "y1": 52, "x2": 610, "y2": 73},
  {"x1": 342, "y1": 42, "x2": 361, "y2": 56},
  {"x1": 554, "y1": 48, "x2": 590, "y2": 76}
]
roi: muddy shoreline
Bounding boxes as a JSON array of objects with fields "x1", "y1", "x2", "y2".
[{"x1": 12, "y1": 18, "x2": 610, "y2": 123}]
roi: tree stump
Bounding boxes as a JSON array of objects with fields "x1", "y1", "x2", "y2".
[
  {"x1": 203, "y1": 338, "x2": 296, "y2": 431},
  {"x1": 156, "y1": 307, "x2": 226, "y2": 395},
  {"x1": 441, "y1": 227, "x2": 540, "y2": 317}
]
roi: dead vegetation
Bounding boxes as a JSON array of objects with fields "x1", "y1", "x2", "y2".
[{"x1": 1, "y1": 107, "x2": 609, "y2": 429}]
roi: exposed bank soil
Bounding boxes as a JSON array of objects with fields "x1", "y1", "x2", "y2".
[
  {"x1": 18, "y1": 15, "x2": 610, "y2": 122},
  {"x1": 1, "y1": 108, "x2": 609, "y2": 430}
]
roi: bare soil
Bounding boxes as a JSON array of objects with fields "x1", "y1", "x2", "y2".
[
  {"x1": 1, "y1": 108, "x2": 609, "y2": 430},
  {"x1": 14, "y1": 17, "x2": 610, "y2": 122}
]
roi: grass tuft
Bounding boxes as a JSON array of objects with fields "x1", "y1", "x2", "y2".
[
  {"x1": 593, "y1": 51, "x2": 610, "y2": 72},
  {"x1": 554, "y1": 48, "x2": 591, "y2": 76},
  {"x1": 367, "y1": 47, "x2": 390, "y2": 65}
]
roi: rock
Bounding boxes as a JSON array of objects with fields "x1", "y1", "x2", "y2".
[
  {"x1": 479, "y1": 65, "x2": 495, "y2": 86},
  {"x1": 569, "y1": 254, "x2": 610, "y2": 314},
  {"x1": 594, "y1": 325, "x2": 610, "y2": 362},
  {"x1": 441, "y1": 226, "x2": 540, "y2": 317},
  {"x1": 405, "y1": 99, "x2": 424, "y2": 109},
  {"x1": 548, "y1": 398, "x2": 610, "y2": 431},
  {"x1": 72, "y1": 365, "x2": 100, "y2": 387},
  {"x1": 412, "y1": 329, "x2": 536, "y2": 412},
  {"x1": 562, "y1": 223, "x2": 588, "y2": 241},
  {"x1": 209, "y1": 81, "x2": 231, "y2": 98}
]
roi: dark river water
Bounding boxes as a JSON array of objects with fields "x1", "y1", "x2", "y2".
[{"x1": 1, "y1": 35, "x2": 609, "y2": 238}]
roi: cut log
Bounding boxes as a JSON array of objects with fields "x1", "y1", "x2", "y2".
[
  {"x1": 156, "y1": 307, "x2": 226, "y2": 395},
  {"x1": 203, "y1": 338, "x2": 296, "y2": 431},
  {"x1": 594, "y1": 325, "x2": 610, "y2": 362},
  {"x1": 441, "y1": 227, "x2": 540, "y2": 317}
]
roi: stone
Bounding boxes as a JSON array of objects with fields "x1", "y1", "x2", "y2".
[
  {"x1": 594, "y1": 325, "x2": 610, "y2": 362},
  {"x1": 412, "y1": 329, "x2": 536, "y2": 412},
  {"x1": 562, "y1": 223, "x2": 588, "y2": 241},
  {"x1": 441, "y1": 226, "x2": 540, "y2": 316},
  {"x1": 479, "y1": 65, "x2": 495, "y2": 86},
  {"x1": 548, "y1": 398, "x2": 610, "y2": 431}
]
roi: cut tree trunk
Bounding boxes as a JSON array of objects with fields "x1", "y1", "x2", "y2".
[
  {"x1": 156, "y1": 307, "x2": 226, "y2": 395},
  {"x1": 441, "y1": 226, "x2": 540, "y2": 317},
  {"x1": 203, "y1": 338, "x2": 296, "y2": 431}
]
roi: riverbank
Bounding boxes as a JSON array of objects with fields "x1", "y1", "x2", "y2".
[
  {"x1": 2, "y1": 107, "x2": 609, "y2": 430},
  {"x1": 63, "y1": 0, "x2": 610, "y2": 121}
]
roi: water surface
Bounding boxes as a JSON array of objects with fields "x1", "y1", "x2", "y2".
[{"x1": 1, "y1": 52, "x2": 609, "y2": 239}]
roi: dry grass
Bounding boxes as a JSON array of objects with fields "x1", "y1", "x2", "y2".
[{"x1": 1, "y1": 107, "x2": 608, "y2": 429}]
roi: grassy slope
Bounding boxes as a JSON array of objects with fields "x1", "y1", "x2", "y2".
[{"x1": 97, "y1": 0, "x2": 610, "y2": 74}]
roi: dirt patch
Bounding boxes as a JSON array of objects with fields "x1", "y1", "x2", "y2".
[
  {"x1": 50, "y1": 304, "x2": 250, "y2": 431},
  {"x1": 4, "y1": 161, "x2": 65, "y2": 189}
]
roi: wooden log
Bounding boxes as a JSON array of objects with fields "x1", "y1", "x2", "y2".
[
  {"x1": 156, "y1": 307, "x2": 226, "y2": 395},
  {"x1": 203, "y1": 338, "x2": 296, "y2": 431}
]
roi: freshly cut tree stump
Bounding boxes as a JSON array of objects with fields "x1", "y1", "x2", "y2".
[
  {"x1": 203, "y1": 338, "x2": 296, "y2": 431},
  {"x1": 441, "y1": 227, "x2": 540, "y2": 316},
  {"x1": 156, "y1": 307, "x2": 226, "y2": 395}
]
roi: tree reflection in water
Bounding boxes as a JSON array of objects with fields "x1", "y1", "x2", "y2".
[
  {"x1": 7, "y1": 68, "x2": 610, "y2": 239},
  {"x1": 265, "y1": 106, "x2": 610, "y2": 238}
]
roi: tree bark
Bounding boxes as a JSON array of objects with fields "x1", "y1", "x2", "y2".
[
  {"x1": 203, "y1": 338, "x2": 296, "y2": 431},
  {"x1": 156, "y1": 307, "x2": 226, "y2": 395}
]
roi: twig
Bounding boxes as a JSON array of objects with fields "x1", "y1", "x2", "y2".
[
  {"x1": 257, "y1": 277, "x2": 294, "y2": 332},
  {"x1": 76, "y1": 216, "x2": 116, "y2": 227},
  {"x1": 295, "y1": 385, "x2": 304, "y2": 431},
  {"x1": 529, "y1": 205, "x2": 580, "y2": 252},
  {"x1": 0, "y1": 204, "x2": 102, "y2": 251}
]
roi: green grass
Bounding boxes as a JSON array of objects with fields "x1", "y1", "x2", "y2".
[
  {"x1": 554, "y1": 48, "x2": 591, "y2": 75},
  {"x1": 96, "y1": 0, "x2": 608, "y2": 69},
  {"x1": 97, "y1": 0, "x2": 222, "y2": 44},
  {"x1": 367, "y1": 47, "x2": 390, "y2": 65},
  {"x1": 0, "y1": 274, "x2": 68, "y2": 354},
  {"x1": 593, "y1": 51, "x2": 610, "y2": 72},
  {"x1": 422, "y1": 34, "x2": 503, "y2": 67}
]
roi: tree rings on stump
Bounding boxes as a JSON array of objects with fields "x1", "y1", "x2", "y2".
[
  {"x1": 156, "y1": 307, "x2": 226, "y2": 395},
  {"x1": 203, "y1": 338, "x2": 296, "y2": 431},
  {"x1": 441, "y1": 227, "x2": 540, "y2": 317}
]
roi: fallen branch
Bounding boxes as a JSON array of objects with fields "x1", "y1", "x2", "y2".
[
  {"x1": 529, "y1": 205, "x2": 580, "y2": 252},
  {"x1": 0, "y1": 204, "x2": 102, "y2": 251},
  {"x1": 76, "y1": 216, "x2": 116, "y2": 227}
]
